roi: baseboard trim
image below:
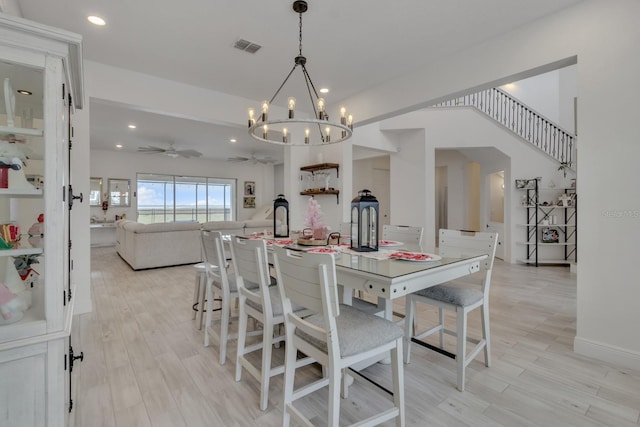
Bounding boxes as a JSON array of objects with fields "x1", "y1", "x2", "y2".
[{"x1": 574, "y1": 336, "x2": 640, "y2": 371}]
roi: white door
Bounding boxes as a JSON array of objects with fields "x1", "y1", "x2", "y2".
[{"x1": 372, "y1": 168, "x2": 390, "y2": 226}]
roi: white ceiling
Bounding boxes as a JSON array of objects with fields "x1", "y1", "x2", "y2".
[{"x1": 13, "y1": 0, "x2": 583, "y2": 162}]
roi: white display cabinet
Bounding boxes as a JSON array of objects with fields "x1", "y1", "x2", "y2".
[{"x1": 0, "y1": 13, "x2": 83, "y2": 427}]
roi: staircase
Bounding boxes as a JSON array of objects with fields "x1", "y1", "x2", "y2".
[{"x1": 431, "y1": 87, "x2": 576, "y2": 168}]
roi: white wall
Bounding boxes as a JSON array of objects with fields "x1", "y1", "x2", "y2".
[
  {"x1": 341, "y1": 0, "x2": 640, "y2": 368},
  {"x1": 501, "y1": 65, "x2": 577, "y2": 134}
]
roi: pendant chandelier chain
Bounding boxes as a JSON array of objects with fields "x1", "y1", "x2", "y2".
[{"x1": 299, "y1": 12, "x2": 303, "y2": 57}]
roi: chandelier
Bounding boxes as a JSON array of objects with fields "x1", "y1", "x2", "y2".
[{"x1": 247, "y1": 0, "x2": 353, "y2": 146}]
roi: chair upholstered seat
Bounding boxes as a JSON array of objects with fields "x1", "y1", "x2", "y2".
[
  {"x1": 245, "y1": 283, "x2": 294, "y2": 317},
  {"x1": 415, "y1": 284, "x2": 483, "y2": 307},
  {"x1": 296, "y1": 304, "x2": 404, "y2": 357}
]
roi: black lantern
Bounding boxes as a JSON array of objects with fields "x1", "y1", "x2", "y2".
[
  {"x1": 350, "y1": 189, "x2": 379, "y2": 252},
  {"x1": 273, "y1": 194, "x2": 290, "y2": 237}
]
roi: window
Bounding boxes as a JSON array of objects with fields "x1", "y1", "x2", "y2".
[{"x1": 136, "y1": 173, "x2": 235, "y2": 224}]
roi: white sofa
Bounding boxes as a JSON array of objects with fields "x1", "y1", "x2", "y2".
[
  {"x1": 116, "y1": 220, "x2": 202, "y2": 270},
  {"x1": 115, "y1": 205, "x2": 276, "y2": 270}
]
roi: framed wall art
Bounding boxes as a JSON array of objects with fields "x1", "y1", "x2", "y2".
[
  {"x1": 244, "y1": 181, "x2": 255, "y2": 196},
  {"x1": 243, "y1": 196, "x2": 256, "y2": 208}
]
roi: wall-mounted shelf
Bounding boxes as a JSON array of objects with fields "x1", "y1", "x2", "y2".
[
  {"x1": 300, "y1": 163, "x2": 340, "y2": 177},
  {"x1": 300, "y1": 163, "x2": 340, "y2": 203}
]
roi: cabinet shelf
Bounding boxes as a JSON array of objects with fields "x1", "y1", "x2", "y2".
[
  {"x1": 0, "y1": 188, "x2": 43, "y2": 197},
  {"x1": 0, "y1": 125, "x2": 44, "y2": 137},
  {"x1": 0, "y1": 247, "x2": 43, "y2": 257}
]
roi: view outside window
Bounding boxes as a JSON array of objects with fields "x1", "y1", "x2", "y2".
[{"x1": 137, "y1": 173, "x2": 235, "y2": 224}]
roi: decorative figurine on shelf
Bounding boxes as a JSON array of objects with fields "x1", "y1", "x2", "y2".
[
  {"x1": 0, "y1": 283, "x2": 23, "y2": 324},
  {"x1": 0, "y1": 223, "x2": 20, "y2": 249},
  {"x1": 13, "y1": 254, "x2": 40, "y2": 289},
  {"x1": 0, "y1": 255, "x2": 35, "y2": 324},
  {"x1": 27, "y1": 213, "x2": 44, "y2": 248},
  {"x1": 558, "y1": 193, "x2": 572, "y2": 207},
  {"x1": 0, "y1": 133, "x2": 35, "y2": 190}
]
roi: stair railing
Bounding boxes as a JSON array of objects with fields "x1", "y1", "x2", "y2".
[{"x1": 431, "y1": 88, "x2": 576, "y2": 166}]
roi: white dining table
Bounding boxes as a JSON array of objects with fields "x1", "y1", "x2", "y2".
[{"x1": 333, "y1": 249, "x2": 486, "y2": 320}]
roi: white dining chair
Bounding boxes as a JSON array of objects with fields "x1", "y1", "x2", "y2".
[
  {"x1": 201, "y1": 230, "x2": 255, "y2": 365},
  {"x1": 272, "y1": 245, "x2": 405, "y2": 427},
  {"x1": 382, "y1": 224, "x2": 424, "y2": 251},
  {"x1": 404, "y1": 229, "x2": 498, "y2": 391},
  {"x1": 229, "y1": 235, "x2": 313, "y2": 411}
]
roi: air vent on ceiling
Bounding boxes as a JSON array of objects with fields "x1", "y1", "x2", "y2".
[{"x1": 234, "y1": 39, "x2": 262, "y2": 54}]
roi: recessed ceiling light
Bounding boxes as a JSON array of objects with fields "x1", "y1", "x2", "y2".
[
  {"x1": 128, "y1": 124, "x2": 136, "y2": 129},
  {"x1": 230, "y1": 139, "x2": 237, "y2": 143},
  {"x1": 87, "y1": 15, "x2": 106, "y2": 26},
  {"x1": 319, "y1": 88, "x2": 329, "y2": 94},
  {"x1": 16, "y1": 89, "x2": 32, "y2": 95},
  {"x1": 115, "y1": 144, "x2": 123, "y2": 148}
]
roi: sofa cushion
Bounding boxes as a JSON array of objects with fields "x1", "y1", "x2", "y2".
[
  {"x1": 244, "y1": 219, "x2": 273, "y2": 229},
  {"x1": 202, "y1": 221, "x2": 244, "y2": 231},
  {"x1": 126, "y1": 221, "x2": 201, "y2": 233}
]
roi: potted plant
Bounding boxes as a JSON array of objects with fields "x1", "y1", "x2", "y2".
[{"x1": 558, "y1": 161, "x2": 572, "y2": 178}]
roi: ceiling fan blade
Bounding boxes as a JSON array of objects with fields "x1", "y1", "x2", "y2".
[
  {"x1": 256, "y1": 157, "x2": 276, "y2": 164},
  {"x1": 175, "y1": 149, "x2": 202, "y2": 158},
  {"x1": 227, "y1": 156, "x2": 249, "y2": 162},
  {"x1": 138, "y1": 145, "x2": 166, "y2": 153}
]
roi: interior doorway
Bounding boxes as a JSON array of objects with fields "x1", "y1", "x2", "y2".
[{"x1": 486, "y1": 171, "x2": 505, "y2": 260}]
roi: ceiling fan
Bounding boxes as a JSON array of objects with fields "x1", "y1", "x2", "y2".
[
  {"x1": 227, "y1": 153, "x2": 276, "y2": 164},
  {"x1": 137, "y1": 143, "x2": 202, "y2": 158}
]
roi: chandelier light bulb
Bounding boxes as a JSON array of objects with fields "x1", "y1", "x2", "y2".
[
  {"x1": 263, "y1": 124, "x2": 268, "y2": 139},
  {"x1": 305, "y1": 128, "x2": 310, "y2": 144},
  {"x1": 340, "y1": 106, "x2": 347, "y2": 125},
  {"x1": 288, "y1": 97, "x2": 296, "y2": 118},
  {"x1": 347, "y1": 114, "x2": 353, "y2": 129},
  {"x1": 317, "y1": 98, "x2": 325, "y2": 119},
  {"x1": 283, "y1": 127, "x2": 288, "y2": 143},
  {"x1": 325, "y1": 126, "x2": 331, "y2": 143},
  {"x1": 261, "y1": 100, "x2": 269, "y2": 121},
  {"x1": 248, "y1": 108, "x2": 255, "y2": 127}
]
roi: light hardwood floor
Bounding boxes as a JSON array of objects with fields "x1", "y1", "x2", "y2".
[{"x1": 74, "y1": 247, "x2": 640, "y2": 426}]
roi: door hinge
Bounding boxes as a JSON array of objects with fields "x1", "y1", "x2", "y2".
[{"x1": 62, "y1": 83, "x2": 65, "y2": 100}]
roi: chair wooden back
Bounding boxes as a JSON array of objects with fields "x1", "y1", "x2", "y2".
[
  {"x1": 383, "y1": 224, "x2": 424, "y2": 249},
  {"x1": 438, "y1": 229, "x2": 498, "y2": 293},
  {"x1": 272, "y1": 246, "x2": 340, "y2": 354},
  {"x1": 228, "y1": 236, "x2": 273, "y2": 313},
  {"x1": 200, "y1": 230, "x2": 228, "y2": 292}
]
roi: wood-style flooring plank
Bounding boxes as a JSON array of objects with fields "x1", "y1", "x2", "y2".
[{"x1": 71, "y1": 247, "x2": 640, "y2": 426}]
